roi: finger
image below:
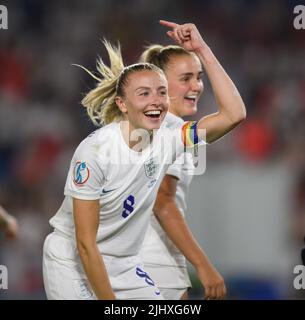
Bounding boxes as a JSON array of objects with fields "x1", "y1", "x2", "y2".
[
  {"x1": 216, "y1": 285, "x2": 223, "y2": 300},
  {"x1": 223, "y1": 284, "x2": 227, "y2": 299},
  {"x1": 183, "y1": 23, "x2": 196, "y2": 32},
  {"x1": 166, "y1": 31, "x2": 176, "y2": 41},
  {"x1": 173, "y1": 28, "x2": 183, "y2": 45},
  {"x1": 167, "y1": 28, "x2": 182, "y2": 45},
  {"x1": 204, "y1": 286, "x2": 211, "y2": 300},
  {"x1": 182, "y1": 25, "x2": 197, "y2": 40},
  {"x1": 181, "y1": 28, "x2": 191, "y2": 38},
  {"x1": 177, "y1": 28, "x2": 188, "y2": 42},
  {"x1": 159, "y1": 20, "x2": 179, "y2": 29},
  {"x1": 220, "y1": 283, "x2": 227, "y2": 300},
  {"x1": 209, "y1": 287, "x2": 217, "y2": 300}
]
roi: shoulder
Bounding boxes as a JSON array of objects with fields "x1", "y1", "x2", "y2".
[{"x1": 75, "y1": 122, "x2": 119, "y2": 157}]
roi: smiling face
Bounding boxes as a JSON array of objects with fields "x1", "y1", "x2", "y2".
[
  {"x1": 164, "y1": 53, "x2": 204, "y2": 117},
  {"x1": 115, "y1": 70, "x2": 169, "y2": 132}
]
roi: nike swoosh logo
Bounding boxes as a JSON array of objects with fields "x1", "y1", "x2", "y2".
[{"x1": 101, "y1": 188, "x2": 116, "y2": 194}]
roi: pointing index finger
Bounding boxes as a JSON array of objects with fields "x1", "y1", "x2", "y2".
[{"x1": 159, "y1": 20, "x2": 179, "y2": 28}]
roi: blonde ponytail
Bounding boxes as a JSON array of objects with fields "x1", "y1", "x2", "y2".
[
  {"x1": 76, "y1": 40, "x2": 125, "y2": 126},
  {"x1": 139, "y1": 44, "x2": 164, "y2": 67},
  {"x1": 140, "y1": 44, "x2": 191, "y2": 71}
]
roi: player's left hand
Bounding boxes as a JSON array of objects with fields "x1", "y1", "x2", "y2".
[
  {"x1": 159, "y1": 20, "x2": 206, "y2": 53},
  {"x1": 197, "y1": 264, "x2": 227, "y2": 300}
]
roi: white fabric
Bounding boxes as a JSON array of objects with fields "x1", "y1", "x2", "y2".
[
  {"x1": 43, "y1": 231, "x2": 164, "y2": 300},
  {"x1": 44, "y1": 120, "x2": 186, "y2": 299},
  {"x1": 140, "y1": 113, "x2": 196, "y2": 288},
  {"x1": 49, "y1": 121, "x2": 184, "y2": 257},
  {"x1": 142, "y1": 263, "x2": 191, "y2": 294},
  {"x1": 160, "y1": 288, "x2": 188, "y2": 300}
]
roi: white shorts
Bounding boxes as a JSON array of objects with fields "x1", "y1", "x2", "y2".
[
  {"x1": 43, "y1": 231, "x2": 164, "y2": 300},
  {"x1": 159, "y1": 288, "x2": 188, "y2": 300},
  {"x1": 143, "y1": 264, "x2": 191, "y2": 300}
]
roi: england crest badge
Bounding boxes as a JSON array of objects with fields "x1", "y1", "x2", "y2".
[{"x1": 144, "y1": 158, "x2": 158, "y2": 179}]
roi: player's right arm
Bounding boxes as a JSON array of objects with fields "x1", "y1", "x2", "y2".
[
  {"x1": 66, "y1": 136, "x2": 115, "y2": 299},
  {"x1": 73, "y1": 198, "x2": 115, "y2": 300}
]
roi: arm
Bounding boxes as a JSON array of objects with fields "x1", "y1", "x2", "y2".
[
  {"x1": 160, "y1": 20, "x2": 246, "y2": 143},
  {"x1": 73, "y1": 198, "x2": 115, "y2": 300},
  {"x1": 0, "y1": 205, "x2": 19, "y2": 239},
  {"x1": 154, "y1": 175, "x2": 226, "y2": 299}
]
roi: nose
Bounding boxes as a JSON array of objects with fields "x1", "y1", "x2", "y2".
[
  {"x1": 151, "y1": 92, "x2": 166, "y2": 107},
  {"x1": 191, "y1": 78, "x2": 203, "y2": 92}
]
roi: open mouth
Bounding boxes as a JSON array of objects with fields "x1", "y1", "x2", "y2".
[
  {"x1": 184, "y1": 95, "x2": 197, "y2": 104},
  {"x1": 144, "y1": 110, "x2": 162, "y2": 119}
]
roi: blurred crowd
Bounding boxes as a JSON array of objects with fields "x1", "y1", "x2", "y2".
[{"x1": 0, "y1": 0, "x2": 304, "y2": 299}]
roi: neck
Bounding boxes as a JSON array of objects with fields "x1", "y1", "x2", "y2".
[{"x1": 120, "y1": 121, "x2": 152, "y2": 152}]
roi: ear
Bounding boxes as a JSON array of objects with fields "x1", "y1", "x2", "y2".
[{"x1": 115, "y1": 96, "x2": 128, "y2": 114}]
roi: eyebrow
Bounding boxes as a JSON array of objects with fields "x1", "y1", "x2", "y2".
[
  {"x1": 179, "y1": 71, "x2": 204, "y2": 77},
  {"x1": 135, "y1": 86, "x2": 167, "y2": 91}
]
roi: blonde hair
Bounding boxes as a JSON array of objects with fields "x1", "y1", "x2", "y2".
[
  {"x1": 140, "y1": 44, "x2": 192, "y2": 71},
  {"x1": 75, "y1": 40, "x2": 124, "y2": 126},
  {"x1": 76, "y1": 40, "x2": 165, "y2": 126}
]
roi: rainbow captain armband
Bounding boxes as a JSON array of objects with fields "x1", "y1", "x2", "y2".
[{"x1": 182, "y1": 121, "x2": 199, "y2": 147}]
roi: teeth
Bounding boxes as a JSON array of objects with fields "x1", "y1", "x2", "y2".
[
  {"x1": 185, "y1": 95, "x2": 197, "y2": 99},
  {"x1": 144, "y1": 110, "x2": 161, "y2": 115}
]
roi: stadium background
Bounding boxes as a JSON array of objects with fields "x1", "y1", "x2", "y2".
[{"x1": 0, "y1": 0, "x2": 304, "y2": 299}]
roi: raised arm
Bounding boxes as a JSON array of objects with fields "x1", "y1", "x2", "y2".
[
  {"x1": 0, "y1": 205, "x2": 19, "y2": 240},
  {"x1": 153, "y1": 175, "x2": 226, "y2": 300},
  {"x1": 160, "y1": 20, "x2": 246, "y2": 143},
  {"x1": 73, "y1": 198, "x2": 115, "y2": 300}
]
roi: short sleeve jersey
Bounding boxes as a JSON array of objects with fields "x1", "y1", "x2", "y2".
[{"x1": 49, "y1": 121, "x2": 185, "y2": 257}]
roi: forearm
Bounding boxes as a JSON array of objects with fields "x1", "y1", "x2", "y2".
[
  {"x1": 160, "y1": 19, "x2": 246, "y2": 143},
  {"x1": 78, "y1": 243, "x2": 115, "y2": 300},
  {"x1": 155, "y1": 201, "x2": 215, "y2": 271},
  {"x1": 196, "y1": 46, "x2": 246, "y2": 124}
]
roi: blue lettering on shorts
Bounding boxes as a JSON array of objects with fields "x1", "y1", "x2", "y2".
[{"x1": 136, "y1": 266, "x2": 161, "y2": 296}]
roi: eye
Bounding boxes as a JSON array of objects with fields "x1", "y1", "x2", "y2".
[
  {"x1": 197, "y1": 73, "x2": 204, "y2": 80},
  {"x1": 181, "y1": 77, "x2": 190, "y2": 82},
  {"x1": 140, "y1": 91, "x2": 149, "y2": 96},
  {"x1": 160, "y1": 90, "x2": 167, "y2": 96}
]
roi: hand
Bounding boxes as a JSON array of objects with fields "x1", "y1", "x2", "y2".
[
  {"x1": 4, "y1": 215, "x2": 19, "y2": 240},
  {"x1": 196, "y1": 264, "x2": 227, "y2": 300},
  {"x1": 159, "y1": 20, "x2": 207, "y2": 53}
]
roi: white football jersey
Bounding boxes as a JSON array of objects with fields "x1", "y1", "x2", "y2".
[
  {"x1": 140, "y1": 113, "x2": 196, "y2": 268},
  {"x1": 49, "y1": 121, "x2": 185, "y2": 257}
]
